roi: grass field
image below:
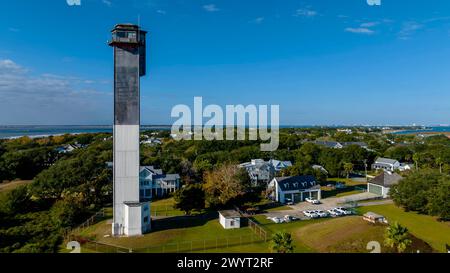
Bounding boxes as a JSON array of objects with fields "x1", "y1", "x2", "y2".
[
  {"x1": 79, "y1": 213, "x2": 271, "y2": 253},
  {"x1": 358, "y1": 204, "x2": 450, "y2": 252},
  {"x1": 0, "y1": 180, "x2": 32, "y2": 198},
  {"x1": 252, "y1": 215, "x2": 328, "y2": 252},
  {"x1": 151, "y1": 198, "x2": 186, "y2": 217},
  {"x1": 295, "y1": 216, "x2": 387, "y2": 253},
  {"x1": 265, "y1": 205, "x2": 293, "y2": 212},
  {"x1": 321, "y1": 178, "x2": 366, "y2": 198}
]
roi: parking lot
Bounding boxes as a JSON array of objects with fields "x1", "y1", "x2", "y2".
[{"x1": 263, "y1": 192, "x2": 382, "y2": 221}]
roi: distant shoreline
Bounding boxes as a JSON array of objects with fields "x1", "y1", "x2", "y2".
[{"x1": 1, "y1": 125, "x2": 450, "y2": 139}]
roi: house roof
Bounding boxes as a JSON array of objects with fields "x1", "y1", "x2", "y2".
[
  {"x1": 314, "y1": 141, "x2": 341, "y2": 148},
  {"x1": 342, "y1": 142, "x2": 368, "y2": 148},
  {"x1": 219, "y1": 210, "x2": 241, "y2": 218},
  {"x1": 273, "y1": 175, "x2": 319, "y2": 191},
  {"x1": 369, "y1": 172, "x2": 403, "y2": 188},
  {"x1": 269, "y1": 159, "x2": 292, "y2": 169},
  {"x1": 374, "y1": 157, "x2": 399, "y2": 165},
  {"x1": 140, "y1": 166, "x2": 163, "y2": 175}
]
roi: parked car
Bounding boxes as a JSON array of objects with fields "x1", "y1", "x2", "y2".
[
  {"x1": 303, "y1": 210, "x2": 319, "y2": 218},
  {"x1": 305, "y1": 198, "x2": 321, "y2": 204},
  {"x1": 314, "y1": 210, "x2": 329, "y2": 218},
  {"x1": 270, "y1": 217, "x2": 284, "y2": 224},
  {"x1": 336, "y1": 207, "x2": 352, "y2": 215},
  {"x1": 284, "y1": 215, "x2": 299, "y2": 222},
  {"x1": 327, "y1": 209, "x2": 342, "y2": 216}
]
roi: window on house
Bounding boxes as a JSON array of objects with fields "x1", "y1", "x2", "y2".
[{"x1": 230, "y1": 220, "x2": 235, "y2": 227}]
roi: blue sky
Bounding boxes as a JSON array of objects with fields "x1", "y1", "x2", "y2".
[{"x1": 0, "y1": 0, "x2": 450, "y2": 125}]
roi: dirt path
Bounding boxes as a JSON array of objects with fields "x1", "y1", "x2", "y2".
[{"x1": 0, "y1": 180, "x2": 32, "y2": 193}]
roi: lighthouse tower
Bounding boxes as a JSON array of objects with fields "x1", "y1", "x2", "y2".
[{"x1": 109, "y1": 24, "x2": 150, "y2": 236}]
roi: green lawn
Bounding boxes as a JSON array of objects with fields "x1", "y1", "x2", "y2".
[
  {"x1": 79, "y1": 214, "x2": 271, "y2": 253},
  {"x1": 335, "y1": 190, "x2": 364, "y2": 197},
  {"x1": 358, "y1": 204, "x2": 450, "y2": 252},
  {"x1": 0, "y1": 180, "x2": 32, "y2": 199},
  {"x1": 321, "y1": 178, "x2": 367, "y2": 198},
  {"x1": 252, "y1": 215, "x2": 329, "y2": 253},
  {"x1": 265, "y1": 205, "x2": 293, "y2": 212},
  {"x1": 151, "y1": 198, "x2": 188, "y2": 217}
]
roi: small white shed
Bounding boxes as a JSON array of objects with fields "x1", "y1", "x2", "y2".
[{"x1": 218, "y1": 210, "x2": 241, "y2": 229}]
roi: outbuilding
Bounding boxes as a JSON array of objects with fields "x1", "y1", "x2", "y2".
[
  {"x1": 367, "y1": 171, "x2": 403, "y2": 198},
  {"x1": 218, "y1": 210, "x2": 241, "y2": 229}
]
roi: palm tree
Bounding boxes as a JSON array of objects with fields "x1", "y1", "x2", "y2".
[
  {"x1": 270, "y1": 231, "x2": 294, "y2": 253},
  {"x1": 384, "y1": 222, "x2": 412, "y2": 253},
  {"x1": 343, "y1": 162, "x2": 354, "y2": 179},
  {"x1": 435, "y1": 157, "x2": 444, "y2": 174},
  {"x1": 412, "y1": 154, "x2": 420, "y2": 171}
]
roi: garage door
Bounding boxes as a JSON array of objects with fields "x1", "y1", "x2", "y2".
[{"x1": 368, "y1": 184, "x2": 382, "y2": 196}]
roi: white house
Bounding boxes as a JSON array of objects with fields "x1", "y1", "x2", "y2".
[
  {"x1": 268, "y1": 175, "x2": 321, "y2": 204},
  {"x1": 55, "y1": 143, "x2": 86, "y2": 154},
  {"x1": 139, "y1": 166, "x2": 181, "y2": 200},
  {"x1": 371, "y1": 157, "x2": 401, "y2": 172},
  {"x1": 218, "y1": 210, "x2": 241, "y2": 229},
  {"x1": 239, "y1": 159, "x2": 292, "y2": 186},
  {"x1": 312, "y1": 164, "x2": 328, "y2": 174},
  {"x1": 269, "y1": 159, "x2": 293, "y2": 172},
  {"x1": 314, "y1": 141, "x2": 343, "y2": 149},
  {"x1": 140, "y1": 137, "x2": 162, "y2": 146},
  {"x1": 367, "y1": 171, "x2": 403, "y2": 198}
]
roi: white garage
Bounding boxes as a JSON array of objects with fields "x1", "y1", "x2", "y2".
[{"x1": 367, "y1": 171, "x2": 403, "y2": 198}]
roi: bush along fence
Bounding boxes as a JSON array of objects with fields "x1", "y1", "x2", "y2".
[
  {"x1": 63, "y1": 208, "x2": 106, "y2": 241},
  {"x1": 234, "y1": 205, "x2": 270, "y2": 242}
]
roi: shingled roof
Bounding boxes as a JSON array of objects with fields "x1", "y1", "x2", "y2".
[
  {"x1": 274, "y1": 175, "x2": 319, "y2": 191},
  {"x1": 369, "y1": 172, "x2": 403, "y2": 188}
]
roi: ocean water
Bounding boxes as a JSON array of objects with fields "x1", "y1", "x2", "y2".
[
  {"x1": 0, "y1": 125, "x2": 171, "y2": 139},
  {"x1": 394, "y1": 127, "x2": 450, "y2": 135}
]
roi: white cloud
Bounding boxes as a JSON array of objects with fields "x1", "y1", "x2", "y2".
[
  {"x1": 203, "y1": 4, "x2": 219, "y2": 12},
  {"x1": 345, "y1": 27, "x2": 374, "y2": 34},
  {"x1": 156, "y1": 9, "x2": 166, "y2": 15},
  {"x1": 294, "y1": 8, "x2": 317, "y2": 17},
  {"x1": 8, "y1": 27, "x2": 20, "y2": 32},
  {"x1": 398, "y1": 21, "x2": 423, "y2": 40},
  {"x1": 251, "y1": 17, "x2": 264, "y2": 24},
  {"x1": 101, "y1": 0, "x2": 112, "y2": 7},
  {"x1": 0, "y1": 59, "x2": 111, "y2": 124},
  {"x1": 360, "y1": 22, "x2": 379, "y2": 28}
]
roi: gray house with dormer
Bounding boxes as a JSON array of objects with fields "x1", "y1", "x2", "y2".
[
  {"x1": 268, "y1": 175, "x2": 321, "y2": 204},
  {"x1": 239, "y1": 159, "x2": 292, "y2": 186},
  {"x1": 139, "y1": 166, "x2": 181, "y2": 200}
]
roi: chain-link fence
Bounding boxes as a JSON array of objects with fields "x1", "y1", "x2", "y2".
[{"x1": 78, "y1": 232, "x2": 266, "y2": 253}]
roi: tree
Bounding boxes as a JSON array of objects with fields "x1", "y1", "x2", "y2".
[
  {"x1": 390, "y1": 169, "x2": 450, "y2": 219},
  {"x1": 173, "y1": 184, "x2": 205, "y2": 215},
  {"x1": 203, "y1": 164, "x2": 250, "y2": 207},
  {"x1": 384, "y1": 222, "x2": 412, "y2": 253},
  {"x1": 343, "y1": 162, "x2": 354, "y2": 179},
  {"x1": 270, "y1": 231, "x2": 294, "y2": 253},
  {"x1": 435, "y1": 157, "x2": 444, "y2": 174},
  {"x1": 3, "y1": 185, "x2": 32, "y2": 215},
  {"x1": 413, "y1": 153, "x2": 420, "y2": 170}
]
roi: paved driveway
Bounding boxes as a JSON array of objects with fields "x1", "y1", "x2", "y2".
[{"x1": 262, "y1": 192, "x2": 385, "y2": 220}]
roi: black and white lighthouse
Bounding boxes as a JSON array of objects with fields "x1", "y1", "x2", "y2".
[{"x1": 109, "y1": 24, "x2": 150, "y2": 236}]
